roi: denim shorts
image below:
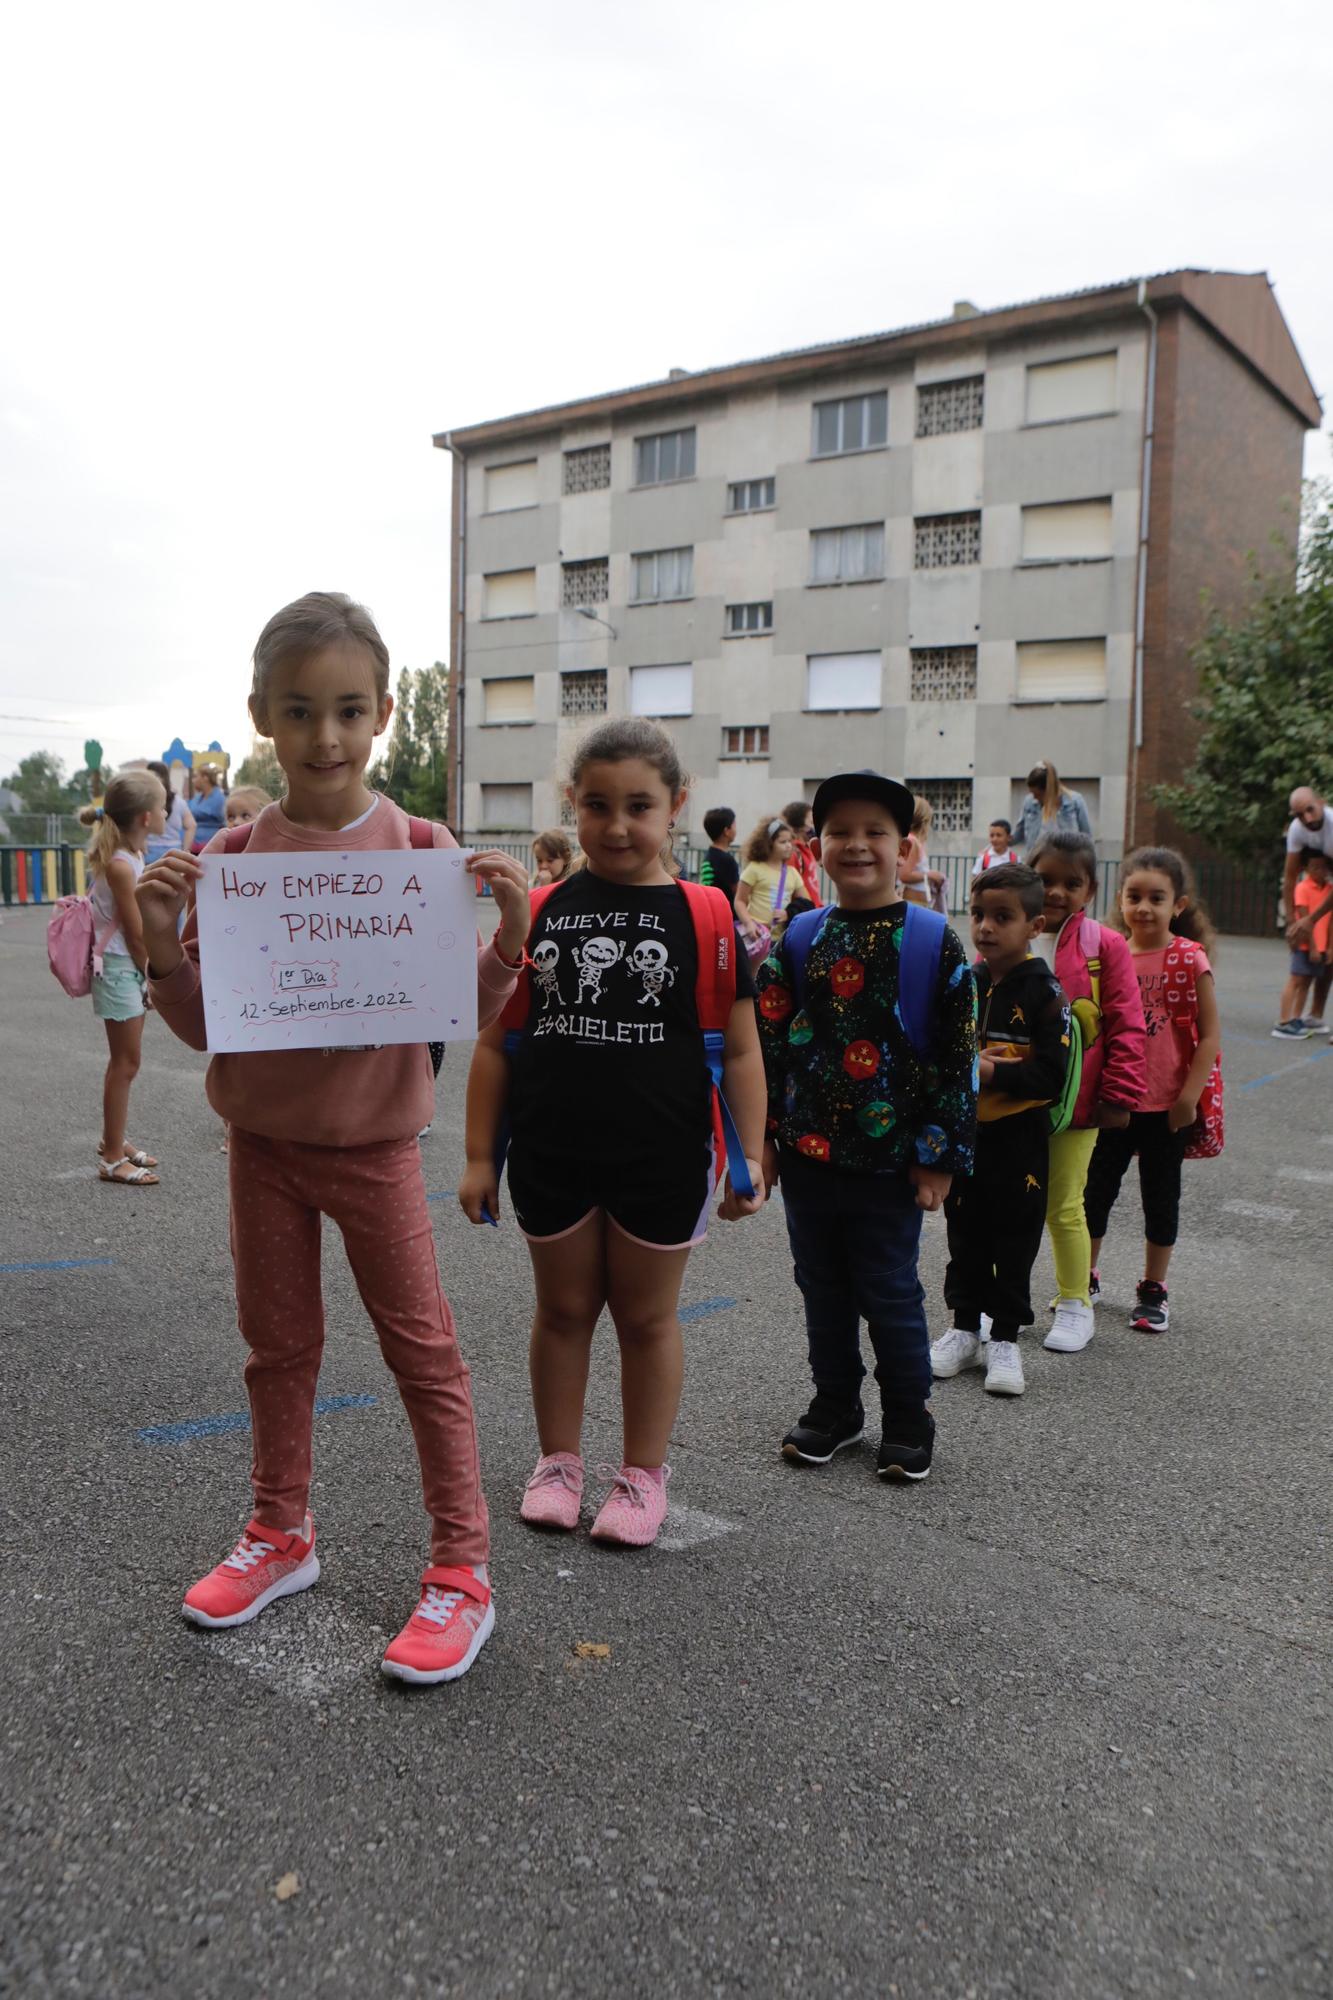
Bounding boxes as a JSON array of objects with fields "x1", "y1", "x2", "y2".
[
  {"x1": 1289, "y1": 946, "x2": 1329, "y2": 980},
  {"x1": 92, "y1": 956, "x2": 147, "y2": 1021}
]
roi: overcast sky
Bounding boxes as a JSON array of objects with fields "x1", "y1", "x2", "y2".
[{"x1": 2, "y1": 0, "x2": 1329, "y2": 785}]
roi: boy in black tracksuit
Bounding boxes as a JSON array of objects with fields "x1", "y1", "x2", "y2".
[{"x1": 933, "y1": 864, "x2": 1071, "y2": 1399}]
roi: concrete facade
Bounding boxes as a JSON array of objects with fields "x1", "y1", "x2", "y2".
[{"x1": 438, "y1": 271, "x2": 1319, "y2": 859}]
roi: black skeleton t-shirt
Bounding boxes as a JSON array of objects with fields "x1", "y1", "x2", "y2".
[{"x1": 508, "y1": 872, "x2": 752, "y2": 1178}]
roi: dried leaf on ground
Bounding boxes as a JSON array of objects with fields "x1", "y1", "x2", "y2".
[
  {"x1": 274, "y1": 1872, "x2": 300, "y2": 1902},
  {"x1": 573, "y1": 1641, "x2": 611, "y2": 1660}
]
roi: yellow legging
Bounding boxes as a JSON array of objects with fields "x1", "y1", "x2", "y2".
[{"x1": 1046, "y1": 1127, "x2": 1099, "y2": 1306}]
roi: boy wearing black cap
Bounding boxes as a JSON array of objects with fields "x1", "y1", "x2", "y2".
[{"x1": 755, "y1": 772, "x2": 977, "y2": 1481}]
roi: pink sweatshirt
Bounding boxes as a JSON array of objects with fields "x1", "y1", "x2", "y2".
[
  {"x1": 148, "y1": 797, "x2": 518, "y2": 1147},
  {"x1": 1053, "y1": 913, "x2": 1148, "y2": 1127}
]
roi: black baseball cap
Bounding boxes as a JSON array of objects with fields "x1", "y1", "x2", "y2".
[{"x1": 812, "y1": 771, "x2": 915, "y2": 839}]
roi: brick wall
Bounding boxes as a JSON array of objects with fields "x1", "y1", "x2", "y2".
[{"x1": 1132, "y1": 305, "x2": 1308, "y2": 845}]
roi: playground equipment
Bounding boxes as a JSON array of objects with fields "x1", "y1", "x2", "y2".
[{"x1": 161, "y1": 738, "x2": 231, "y2": 794}]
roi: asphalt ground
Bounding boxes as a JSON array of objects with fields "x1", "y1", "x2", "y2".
[{"x1": 1, "y1": 904, "x2": 1329, "y2": 2000}]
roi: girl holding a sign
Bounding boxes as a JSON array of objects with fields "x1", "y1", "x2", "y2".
[
  {"x1": 460, "y1": 718, "x2": 768, "y2": 1551},
  {"x1": 137, "y1": 592, "x2": 531, "y2": 1687}
]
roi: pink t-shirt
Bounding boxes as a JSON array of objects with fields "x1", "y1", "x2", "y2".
[{"x1": 1132, "y1": 941, "x2": 1212, "y2": 1111}]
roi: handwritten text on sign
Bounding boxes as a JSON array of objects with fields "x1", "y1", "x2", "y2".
[{"x1": 195, "y1": 848, "x2": 479, "y2": 1053}]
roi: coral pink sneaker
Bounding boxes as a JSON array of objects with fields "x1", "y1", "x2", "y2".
[
  {"x1": 181, "y1": 1513, "x2": 319, "y2": 1629},
  {"x1": 381, "y1": 1566, "x2": 494, "y2": 1686},
  {"x1": 519, "y1": 1451, "x2": 584, "y2": 1531},
  {"x1": 589, "y1": 1465, "x2": 671, "y2": 1548}
]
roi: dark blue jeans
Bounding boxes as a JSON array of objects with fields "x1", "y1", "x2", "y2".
[{"x1": 778, "y1": 1151, "x2": 931, "y2": 1420}]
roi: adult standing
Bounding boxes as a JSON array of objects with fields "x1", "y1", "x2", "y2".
[
  {"x1": 1016, "y1": 760, "x2": 1093, "y2": 853},
  {"x1": 144, "y1": 760, "x2": 195, "y2": 866},
  {"x1": 189, "y1": 764, "x2": 226, "y2": 851},
  {"x1": 1281, "y1": 788, "x2": 1333, "y2": 1032}
]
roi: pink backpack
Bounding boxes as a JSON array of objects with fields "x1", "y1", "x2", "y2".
[{"x1": 47, "y1": 895, "x2": 118, "y2": 998}]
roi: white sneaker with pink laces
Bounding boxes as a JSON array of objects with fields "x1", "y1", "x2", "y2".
[
  {"x1": 589, "y1": 1465, "x2": 671, "y2": 1548},
  {"x1": 519, "y1": 1451, "x2": 584, "y2": 1531},
  {"x1": 381, "y1": 1567, "x2": 494, "y2": 1685},
  {"x1": 181, "y1": 1514, "x2": 319, "y2": 1628}
]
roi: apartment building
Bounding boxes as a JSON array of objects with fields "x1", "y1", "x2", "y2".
[{"x1": 435, "y1": 270, "x2": 1319, "y2": 859}]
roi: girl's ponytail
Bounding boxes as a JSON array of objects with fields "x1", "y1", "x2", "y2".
[
  {"x1": 81, "y1": 769, "x2": 166, "y2": 878},
  {"x1": 1028, "y1": 759, "x2": 1062, "y2": 824}
]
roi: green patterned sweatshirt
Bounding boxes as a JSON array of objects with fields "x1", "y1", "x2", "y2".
[{"x1": 755, "y1": 903, "x2": 978, "y2": 1177}]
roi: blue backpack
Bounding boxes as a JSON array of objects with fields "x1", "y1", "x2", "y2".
[{"x1": 782, "y1": 903, "x2": 947, "y2": 1055}]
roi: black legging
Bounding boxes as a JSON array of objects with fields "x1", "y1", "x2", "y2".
[{"x1": 1084, "y1": 1112, "x2": 1188, "y2": 1248}]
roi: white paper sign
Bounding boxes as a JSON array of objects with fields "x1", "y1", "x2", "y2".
[{"x1": 195, "y1": 848, "x2": 479, "y2": 1054}]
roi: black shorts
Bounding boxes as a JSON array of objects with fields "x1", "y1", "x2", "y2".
[{"x1": 506, "y1": 1143, "x2": 715, "y2": 1250}]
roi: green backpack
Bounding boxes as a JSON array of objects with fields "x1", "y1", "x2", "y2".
[{"x1": 1048, "y1": 918, "x2": 1102, "y2": 1136}]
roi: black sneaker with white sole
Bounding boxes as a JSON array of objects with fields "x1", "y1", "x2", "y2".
[
  {"x1": 1130, "y1": 1280, "x2": 1169, "y2": 1333},
  {"x1": 781, "y1": 1396, "x2": 865, "y2": 1464},
  {"x1": 876, "y1": 1410, "x2": 936, "y2": 1482}
]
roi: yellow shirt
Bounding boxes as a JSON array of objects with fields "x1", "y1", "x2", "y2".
[{"x1": 740, "y1": 860, "x2": 796, "y2": 926}]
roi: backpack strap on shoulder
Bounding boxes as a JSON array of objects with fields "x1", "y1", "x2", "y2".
[
  {"x1": 221, "y1": 824, "x2": 254, "y2": 853},
  {"x1": 407, "y1": 816, "x2": 434, "y2": 849},
  {"x1": 784, "y1": 906, "x2": 832, "y2": 1012},
  {"x1": 676, "y1": 879, "x2": 752, "y2": 1199},
  {"x1": 899, "y1": 904, "x2": 946, "y2": 1056},
  {"x1": 1080, "y1": 913, "x2": 1102, "y2": 1011}
]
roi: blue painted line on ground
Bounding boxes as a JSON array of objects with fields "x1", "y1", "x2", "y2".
[
  {"x1": 1238, "y1": 1047, "x2": 1333, "y2": 1092},
  {"x1": 679, "y1": 1296, "x2": 738, "y2": 1324},
  {"x1": 136, "y1": 1392, "x2": 378, "y2": 1447},
  {"x1": 426, "y1": 1191, "x2": 456, "y2": 1203},
  {"x1": 1, "y1": 1257, "x2": 116, "y2": 1274}
]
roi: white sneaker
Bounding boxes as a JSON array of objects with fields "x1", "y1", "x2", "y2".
[
  {"x1": 1304, "y1": 1018, "x2": 1330, "y2": 1036},
  {"x1": 1044, "y1": 1300, "x2": 1095, "y2": 1352},
  {"x1": 984, "y1": 1340, "x2": 1026, "y2": 1395},
  {"x1": 930, "y1": 1327, "x2": 984, "y2": 1378}
]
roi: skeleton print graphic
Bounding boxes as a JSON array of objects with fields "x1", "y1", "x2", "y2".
[
  {"x1": 530, "y1": 938, "x2": 564, "y2": 1009},
  {"x1": 573, "y1": 935, "x2": 624, "y2": 1004},
  {"x1": 627, "y1": 937, "x2": 676, "y2": 1007}
]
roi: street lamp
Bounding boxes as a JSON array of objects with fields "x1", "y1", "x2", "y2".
[{"x1": 576, "y1": 607, "x2": 618, "y2": 639}]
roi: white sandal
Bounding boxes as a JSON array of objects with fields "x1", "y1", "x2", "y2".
[{"x1": 97, "y1": 1155, "x2": 160, "y2": 1186}]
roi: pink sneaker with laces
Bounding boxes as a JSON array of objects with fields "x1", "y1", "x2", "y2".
[
  {"x1": 182, "y1": 1513, "x2": 319, "y2": 1628},
  {"x1": 589, "y1": 1465, "x2": 671, "y2": 1548},
  {"x1": 381, "y1": 1566, "x2": 495, "y2": 1685},
  {"x1": 519, "y1": 1451, "x2": 584, "y2": 1531}
]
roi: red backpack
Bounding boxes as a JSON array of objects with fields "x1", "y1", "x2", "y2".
[
  {"x1": 493, "y1": 877, "x2": 753, "y2": 1204},
  {"x1": 1161, "y1": 939, "x2": 1224, "y2": 1159}
]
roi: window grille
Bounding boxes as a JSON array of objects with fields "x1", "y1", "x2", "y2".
[
  {"x1": 722, "y1": 725, "x2": 770, "y2": 757},
  {"x1": 909, "y1": 647, "x2": 978, "y2": 700},
  {"x1": 561, "y1": 557, "x2": 609, "y2": 608},
  {"x1": 633, "y1": 428, "x2": 696, "y2": 486},
  {"x1": 915, "y1": 377, "x2": 984, "y2": 438},
  {"x1": 812, "y1": 392, "x2": 887, "y2": 456},
  {"x1": 727, "y1": 477, "x2": 776, "y2": 512},
  {"x1": 559, "y1": 794, "x2": 577, "y2": 829},
  {"x1": 560, "y1": 669, "x2": 607, "y2": 718},
  {"x1": 914, "y1": 512, "x2": 981, "y2": 568},
  {"x1": 726, "y1": 601, "x2": 773, "y2": 636},
  {"x1": 907, "y1": 777, "x2": 973, "y2": 833},
  {"x1": 563, "y1": 444, "x2": 610, "y2": 494}
]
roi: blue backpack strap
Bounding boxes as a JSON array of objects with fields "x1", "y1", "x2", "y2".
[
  {"x1": 700, "y1": 1028, "x2": 753, "y2": 1199},
  {"x1": 899, "y1": 903, "x2": 946, "y2": 1056},
  {"x1": 784, "y1": 906, "x2": 832, "y2": 1012}
]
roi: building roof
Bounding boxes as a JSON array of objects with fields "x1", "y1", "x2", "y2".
[{"x1": 435, "y1": 268, "x2": 1322, "y2": 451}]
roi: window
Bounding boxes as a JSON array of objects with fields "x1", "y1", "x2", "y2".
[
  {"x1": 914, "y1": 512, "x2": 981, "y2": 568},
  {"x1": 906, "y1": 778, "x2": 973, "y2": 833},
  {"x1": 727, "y1": 476, "x2": 776, "y2": 513},
  {"x1": 485, "y1": 459, "x2": 537, "y2": 512},
  {"x1": 563, "y1": 443, "x2": 611, "y2": 494},
  {"x1": 630, "y1": 664, "x2": 693, "y2": 717},
  {"x1": 480, "y1": 782, "x2": 532, "y2": 830},
  {"x1": 481, "y1": 677, "x2": 534, "y2": 724},
  {"x1": 722, "y1": 725, "x2": 770, "y2": 758},
  {"x1": 561, "y1": 557, "x2": 609, "y2": 607},
  {"x1": 806, "y1": 651, "x2": 882, "y2": 711},
  {"x1": 560, "y1": 669, "x2": 607, "y2": 718},
  {"x1": 1016, "y1": 639, "x2": 1107, "y2": 700},
  {"x1": 631, "y1": 547, "x2": 693, "y2": 602},
  {"x1": 725, "y1": 601, "x2": 773, "y2": 636},
  {"x1": 1020, "y1": 500, "x2": 1113, "y2": 562},
  {"x1": 915, "y1": 377, "x2": 984, "y2": 438},
  {"x1": 910, "y1": 646, "x2": 977, "y2": 700},
  {"x1": 633, "y1": 427, "x2": 696, "y2": 486},
  {"x1": 482, "y1": 568, "x2": 537, "y2": 618},
  {"x1": 812, "y1": 391, "x2": 887, "y2": 456},
  {"x1": 1025, "y1": 353, "x2": 1117, "y2": 424},
  {"x1": 559, "y1": 793, "x2": 577, "y2": 828},
  {"x1": 809, "y1": 522, "x2": 885, "y2": 585}
]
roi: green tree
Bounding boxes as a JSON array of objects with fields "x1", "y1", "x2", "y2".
[
  {"x1": 368, "y1": 665, "x2": 449, "y2": 820},
  {"x1": 2, "y1": 750, "x2": 80, "y2": 814},
  {"x1": 1157, "y1": 481, "x2": 1333, "y2": 863},
  {"x1": 234, "y1": 738, "x2": 284, "y2": 796}
]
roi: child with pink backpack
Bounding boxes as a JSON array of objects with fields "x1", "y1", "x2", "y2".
[{"x1": 48, "y1": 769, "x2": 169, "y2": 1185}]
